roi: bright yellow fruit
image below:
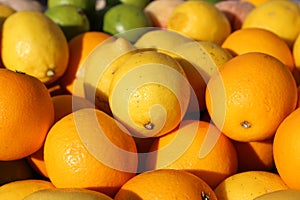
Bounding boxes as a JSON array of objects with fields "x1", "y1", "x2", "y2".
[
  {"x1": 0, "y1": 179, "x2": 54, "y2": 200},
  {"x1": 0, "y1": 4, "x2": 15, "y2": 27},
  {"x1": 82, "y1": 37, "x2": 136, "y2": 113},
  {"x1": 242, "y1": 0, "x2": 300, "y2": 47},
  {"x1": 1, "y1": 11, "x2": 69, "y2": 84},
  {"x1": 167, "y1": 1, "x2": 231, "y2": 44},
  {"x1": 108, "y1": 50, "x2": 190, "y2": 137},
  {"x1": 214, "y1": 171, "x2": 289, "y2": 200},
  {"x1": 23, "y1": 188, "x2": 113, "y2": 200}
]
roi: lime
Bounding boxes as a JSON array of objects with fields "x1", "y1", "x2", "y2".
[
  {"x1": 44, "y1": 4, "x2": 90, "y2": 40},
  {"x1": 120, "y1": 0, "x2": 151, "y2": 9},
  {"x1": 47, "y1": 0, "x2": 96, "y2": 14},
  {"x1": 103, "y1": 4, "x2": 152, "y2": 39}
]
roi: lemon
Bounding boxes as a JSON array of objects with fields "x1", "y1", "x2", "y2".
[
  {"x1": 167, "y1": 1, "x2": 231, "y2": 44},
  {"x1": 82, "y1": 37, "x2": 136, "y2": 113},
  {"x1": 242, "y1": 0, "x2": 300, "y2": 47},
  {"x1": 1, "y1": 11, "x2": 69, "y2": 84},
  {"x1": 108, "y1": 50, "x2": 190, "y2": 138},
  {"x1": 254, "y1": 190, "x2": 300, "y2": 200},
  {"x1": 23, "y1": 188, "x2": 113, "y2": 200}
]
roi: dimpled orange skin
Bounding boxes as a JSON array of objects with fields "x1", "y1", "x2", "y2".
[{"x1": 206, "y1": 52, "x2": 298, "y2": 142}]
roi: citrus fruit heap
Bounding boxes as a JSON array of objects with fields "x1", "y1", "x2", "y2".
[{"x1": 0, "y1": 0, "x2": 300, "y2": 199}]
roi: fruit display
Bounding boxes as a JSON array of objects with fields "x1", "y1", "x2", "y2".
[{"x1": 0, "y1": 0, "x2": 300, "y2": 199}]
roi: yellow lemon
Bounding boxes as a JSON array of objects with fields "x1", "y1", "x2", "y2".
[
  {"x1": 23, "y1": 188, "x2": 113, "y2": 200},
  {"x1": 0, "y1": 4, "x2": 15, "y2": 27},
  {"x1": 108, "y1": 50, "x2": 190, "y2": 138},
  {"x1": 242, "y1": 0, "x2": 300, "y2": 47},
  {"x1": 82, "y1": 37, "x2": 136, "y2": 114},
  {"x1": 214, "y1": 171, "x2": 289, "y2": 200},
  {"x1": 0, "y1": 179, "x2": 55, "y2": 200},
  {"x1": 254, "y1": 189, "x2": 300, "y2": 200},
  {"x1": 167, "y1": 1, "x2": 231, "y2": 45},
  {"x1": 1, "y1": 11, "x2": 69, "y2": 84}
]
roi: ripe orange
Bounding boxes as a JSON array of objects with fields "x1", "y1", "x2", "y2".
[
  {"x1": 0, "y1": 69, "x2": 54, "y2": 161},
  {"x1": 114, "y1": 169, "x2": 218, "y2": 200},
  {"x1": 233, "y1": 138, "x2": 274, "y2": 172},
  {"x1": 222, "y1": 28, "x2": 295, "y2": 72},
  {"x1": 206, "y1": 52, "x2": 298, "y2": 142},
  {"x1": 273, "y1": 107, "x2": 300, "y2": 189},
  {"x1": 58, "y1": 31, "x2": 111, "y2": 96},
  {"x1": 51, "y1": 94, "x2": 94, "y2": 122},
  {"x1": 146, "y1": 120, "x2": 238, "y2": 188},
  {"x1": 44, "y1": 108, "x2": 138, "y2": 197}
]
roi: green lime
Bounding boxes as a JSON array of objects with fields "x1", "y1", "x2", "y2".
[
  {"x1": 44, "y1": 4, "x2": 90, "y2": 40},
  {"x1": 47, "y1": 0, "x2": 96, "y2": 13},
  {"x1": 120, "y1": 0, "x2": 151, "y2": 9},
  {"x1": 103, "y1": 4, "x2": 152, "y2": 37}
]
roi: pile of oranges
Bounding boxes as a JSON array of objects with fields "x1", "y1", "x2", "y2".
[{"x1": 1, "y1": 0, "x2": 300, "y2": 199}]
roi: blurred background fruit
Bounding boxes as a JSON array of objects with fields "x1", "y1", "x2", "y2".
[
  {"x1": 1, "y1": 11, "x2": 69, "y2": 84},
  {"x1": 103, "y1": 4, "x2": 152, "y2": 41},
  {"x1": 144, "y1": 0, "x2": 184, "y2": 28},
  {"x1": 0, "y1": 0, "x2": 46, "y2": 12},
  {"x1": 254, "y1": 190, "x2": 300, "y2": 200},
  {"x1": 242, "y1": 0, "x2": 300, "y2": 48},
  {"x1": 44, "y1": 4, "x2": 90, "y2": 40}
]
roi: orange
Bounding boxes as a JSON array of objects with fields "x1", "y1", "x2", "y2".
[
  {"x1": 114, "y1": 169, "x2": 218, "y2": 200},
  {"x1": 0, "y1": 69, "x2": 54, "y2": 161},
  {"x1": 0, "y1": 179, "x2": 55, "y2": 199},
  {"x1": 214, "y1": 170, "x2": 289, "y2": 200},
  {"x1": 51, "y1": 94, "x2": 95, "y2": 122},
  {"x1": 44, "y1": 108, "x2": 138, "y2": 197},
  {"x1": 297, "y1": 86, "x2": 300, "y2": 107},
  {"x1": 221, "y1": 28, "x2": 295, "y2": 72},
  {"x1": 0, "y1": 159, "x2": 34, "y2": 185},
  {"x1": 27, "y1": 94, "x2": 95, "y2": 178},
  {"x1": 146, "y1": 120, "x2": 238, "y2": 188},
  {"x1": 167, "y1": 0, "x2": 231, "y2": 44},
  {"x1": 273, "y1": 107, "x2": 300, "y2": 189},
  {"x1": 58, "y1": 31, "x2": 111, "y2": 96},
  {"x1": 233, "y1": 138, "x2": 274, "y2": 172},
  {"x1": 206, "y1": 52, "x2": 298, "y2": 142}
]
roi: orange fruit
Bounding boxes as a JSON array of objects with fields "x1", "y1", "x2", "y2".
[
  {"x1": 146, "y1": 120, "x2": 238, "y2": 188},
  {"x1": 51, "y1": 94, "x2": 95, "y2": 122},
  {"x1": 44, "y1": 108, "x2": 138, "y2": 197},
  {"x1": 167, "y1": 0, "x2": 231, "y2": 44},
  {"x1": 214, "y1": 170, "x2": 288, "y2": 200},
  {"x1": 273, "y1": 107, "x2": 300, "y2": 189},
  {"x1": 0, "y1": 179, "x2": 55, "y2": 199},
  {"x1": 0, "y1": 159, "x2": 34, "y2": 185},
  {"x1": 233, "y1": 138, "x2": 274, "y2": 172},
  {"x1": 0, "y1": 69, "x2": 54, "y2": 161},
  {"x1": 58, "y1": 31, "x2": 111, "y2": 96},
  {"x1": 114, "y1": 169, "x2": 218, "y2": 200},
  {"x1": 221, "y1": 28, "x2": 295, "y2": 72},
  {"x1": 27, "y1": 94, "x2": 95, "y2": 178},
  {"x1": 206, "y1": 52, "x2": 298, "y2": 142}
]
